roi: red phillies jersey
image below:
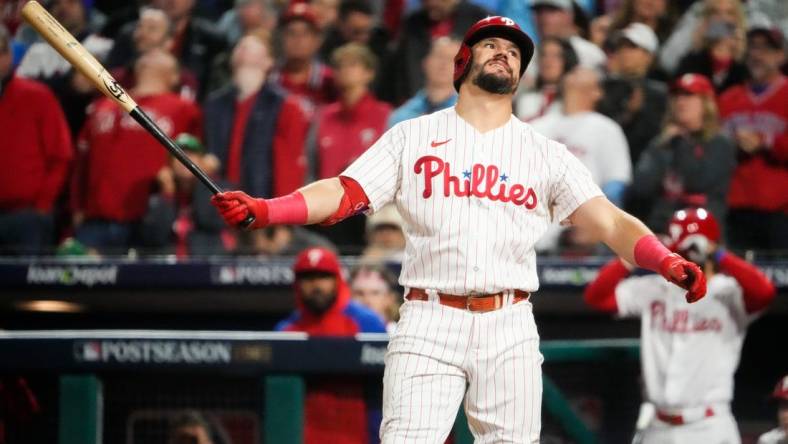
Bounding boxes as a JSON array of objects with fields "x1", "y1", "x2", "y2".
[
  {"x1": 316, "y1": 93, "x2": 392, "y2": 179},
  {"x1": 73, "y1": 93, "x2": 202, "y2": 222},
  {"x1": 0, "y1": 76, "x2": 73, "y2": 212},
  {"x1": 718, "y1": 76, "x2": 788, "y2": 212}
]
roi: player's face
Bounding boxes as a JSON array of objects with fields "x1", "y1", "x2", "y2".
[{"x1": 469, "y1": 37, "x2": 521, "y2": 95}]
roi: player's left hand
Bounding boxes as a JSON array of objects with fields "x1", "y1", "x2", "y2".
[{"x1": 658, "y1": 253, "x2": 707, "y2": 303}]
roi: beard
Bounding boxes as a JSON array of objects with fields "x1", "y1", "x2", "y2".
[
  {"x1": 301, "y1": 289, "x2": 337, "y2": 315},
  {"x1": 471, "y1": 59, "x2": 517, "y2": 95}
]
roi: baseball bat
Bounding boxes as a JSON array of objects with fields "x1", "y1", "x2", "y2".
[{"x1": 21, "y1": 1, "x2": 255, "y2": 229}]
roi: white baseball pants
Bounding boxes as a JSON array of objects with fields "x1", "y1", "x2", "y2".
[
  {"x1": 380, "y1": 295, "x2": 543, "y2": 443},
  {"x1": 641, "y1": 410, "x2": 740, "y2": 444}
]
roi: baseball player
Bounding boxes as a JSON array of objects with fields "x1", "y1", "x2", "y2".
[
  {"x1": 759, "y1": 375, "x2": 788, "y2": 444},
  {"x1": 212, "y1": 16, "x2": 706, "y2": 443},
  {"x1": 585, "y1": 208, "x2": 776, "y2": 444}
]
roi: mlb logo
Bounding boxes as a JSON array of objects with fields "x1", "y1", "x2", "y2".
[{"x1": 75, "y1": 341, "x2": 101, "y2": 362}]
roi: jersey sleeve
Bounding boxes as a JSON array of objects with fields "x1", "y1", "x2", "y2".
[
  {"x1": 548, "y1": 141, "x2": 604, "y2": 223},
  {"x1": 341, "y1": 123, "x2": 405, "y2": 212},
  {"x1": 714, "y1": 276, "x2": 755, "y2": 328},
  {"x1": 614, "y1": 276, "x2": 654, "y2": 318}
]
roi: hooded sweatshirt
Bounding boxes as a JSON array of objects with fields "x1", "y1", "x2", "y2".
[{"x1": 276, "y1": 247, "x2": 386, "y2": 444}]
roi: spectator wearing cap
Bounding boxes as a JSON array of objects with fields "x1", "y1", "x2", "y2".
[
  {"x1": 758, "y1": 375, "x2": 788, "y2": 444},
  {"x1": 531, "y1": 0, "x2": 606, "y2": 69},
  {"x1": 204, "y1": 34, "x2": 309, "y2": 201},
  {"x1": 139, "y1": 134, "x2": 230, "y2": 257},
  {"x1": 71, "y1": 49, "x2": 202, "y2": 255},
  {"x1": 0, "y1": 25, "x2": 73, "y2": 255},
  {"x1": 361, "y1": 204, "x2": 406, "y2": 262},
  {"x1": 105, "y1": 0, "x2": 226, "y2": 100},
  {"x1": 598, "y1": 22, "x2": 668, "y2": 169},
  {"x1": 16, "y1": 0, "x2": 112, "y2": 81},
  {"x1": 350, "y1": 263, "x2": 401, "y2": 334},
  {"x1": 629, "y1": 73, "x2": 736, "y2": 235},
  {"x1": 718, "y1": 24, "x2": 788, "y2": 251},
  {"x1": 269, "y1": 3, "x2": 336, "y2": 111},
  {"x1": 385, "y1": 0, "x2": 488, "y2": 104},
  {"x1": 217, "y1": 0, "x2": 275, "y2": 46},
  {"x1": 109, "y1": 7, "x2": 200, "y2": 102},
  {"x1": 276, "y1": 247, "x2": 386, "y2": 444},
  {"x1": 515, "y1": 36, "x2": 577, "y2": 121},
  {"x1": 388, "y1": 36, "x2": 460, "y2": 127},
  {"x1": 675, "y1": 14, "x2": 748, "y2": 94},
  {"x1": 659, "y1": 0, "x2": 747, "y2": 75}
]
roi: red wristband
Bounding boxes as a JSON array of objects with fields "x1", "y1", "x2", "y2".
[
  {"x1": 634, "y1": 234, "x2": 672, "y2": 272},
  {"x1": 267, "y1": 191, "x2": 308, "y2": 225}
]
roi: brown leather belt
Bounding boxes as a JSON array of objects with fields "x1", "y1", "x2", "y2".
[{"x1": 405, "y1": 288, "x2": 530, "y2": 312}]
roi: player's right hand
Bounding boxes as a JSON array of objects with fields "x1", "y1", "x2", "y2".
[
  {"x1": 658, "y1": 253, "x2": 707, "y2": 303},
  {"x1": 211, "y1": 191, "x2": 269, "y2": 229}
]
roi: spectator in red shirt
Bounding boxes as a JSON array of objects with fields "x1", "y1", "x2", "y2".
[
  {"x1": 311, "y1": 43, "x2": 391, "y2": 180},
  {"x1": 307, "y1": 43, "x2": 390, "y2": 252},
  {"x1": 71, "y1": 49, "x2": 202, "y2": 255},
  {"x1": 0, "y1": 25, "x2": 73, "y2": 255},
  {"x1": 203, "y1": 33, "x2": 310, "y2": 200},
  {"x1": 718, "y1": 24, "x2": 788, "y2": 251},
  {"x1": 269, "y1": 3, "x2": 336, "y2": 113}
]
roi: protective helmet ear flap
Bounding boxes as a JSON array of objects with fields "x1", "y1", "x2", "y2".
[{"x1": 453, "y1": 43, "x2": 472, "y2": 91}]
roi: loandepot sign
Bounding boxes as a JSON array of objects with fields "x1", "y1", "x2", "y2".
[
  {"x1": 27, "y1": 265, "x2": 118, "y2": 287},
  {"x1": 75, "y1": 340, "x2": 232, "y2": 364}
]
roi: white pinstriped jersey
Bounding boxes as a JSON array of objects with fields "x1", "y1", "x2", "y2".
[
  {"x1": 343, "y1": 107, "x2": 602, "y2": 294},
  {"x1": 616, "y1": 274, "x2": 752, "y2": 408}
]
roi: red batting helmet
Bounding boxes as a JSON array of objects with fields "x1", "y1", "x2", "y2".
[
  {"x1": 773, "y1": 375, "x2": 788, "y2": 401},
  {"x1": 453, "y1": 16, "x2": 535, "y2": 91},
  {"x1": 667, "y1": 208, "x2": 720, "y2": 262}
]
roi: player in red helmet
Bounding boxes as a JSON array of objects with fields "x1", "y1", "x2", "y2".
[
  {"x1": 758, "y1": 375, "x2": 788, "y2": 444},
  {"x1": 585, "y1": 207, "x2": 776, "y2": 443},
  {"x1": 213, "y1": 16, "x2": 707, "y2": 441}
]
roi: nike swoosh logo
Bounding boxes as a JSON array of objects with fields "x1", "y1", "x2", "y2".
[{"x1": 431, "y1": 139, "x2": 451, "y2": 148}]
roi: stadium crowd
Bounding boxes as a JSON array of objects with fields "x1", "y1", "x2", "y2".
[{"x1": 0, "y1": 0, "x2": 786, "y2": 259}]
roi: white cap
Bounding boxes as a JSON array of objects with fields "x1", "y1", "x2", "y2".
[{"x1": 619, "y1": 22, "x2": 659, "y2": 54}]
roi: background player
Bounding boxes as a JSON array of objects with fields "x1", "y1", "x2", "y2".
[
  {"x1": 758, "y1": 375, "x2": 788, "y2": 444},
  {"x1": 212, "y1": 16, "x2": 706, "y2": 443},
  {"x1": 585, "y1": 208, "x2": 776, "y2": 444}
]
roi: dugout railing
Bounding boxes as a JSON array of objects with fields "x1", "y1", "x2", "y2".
[{"x1": 0, "y1": 330, "x2": 638, "y2": 444}]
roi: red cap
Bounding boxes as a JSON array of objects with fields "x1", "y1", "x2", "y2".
[
  {"x1": 453, "y1": 16, "x2": 535, "y2": 91},
  {"x1": 773, "y1": 375, "x2": 788, "y2": 401},
  {"x1": 667, "y1": 208, "x2": 721, "y2": 252},
  {"x1": 671, "y1": 73, "x2": 715, "y2": 98},
  {"x1": 280, "y1": 2, "x2": 319, "y2": 29},
  {"x1": 293, "y1": 247, "x2": 341, "y2": 276}
]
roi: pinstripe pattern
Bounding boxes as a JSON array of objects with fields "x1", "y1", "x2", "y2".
[
  {"x1": 343, "y1": 107, "x2": 602, "y2": 294},
  {"x1": 342, "y1": 106, "x2": 600, "y2": 442},
  {"x1": 382, "y1": 298, "x2": 543, "y2": 443}
]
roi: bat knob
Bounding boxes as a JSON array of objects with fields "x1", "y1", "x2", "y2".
[{"x1": 238, "y1": 213, "x2": 256, "y2": 230}]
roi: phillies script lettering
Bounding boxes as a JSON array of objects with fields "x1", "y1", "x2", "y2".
[
  {"x1": 414, "y1": 156, "x2": 538, "y2": 209},
  {"x1": 650, "y1": 301, "x2": 722, "y2": 333}
]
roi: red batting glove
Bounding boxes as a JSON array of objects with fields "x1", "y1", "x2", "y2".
[
  {"x1": 210, "y1": 191, "x2": 269, "y2": 229},
  {"x1": 658, "y1": 253, "x2": 707, "y2": 303}
]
